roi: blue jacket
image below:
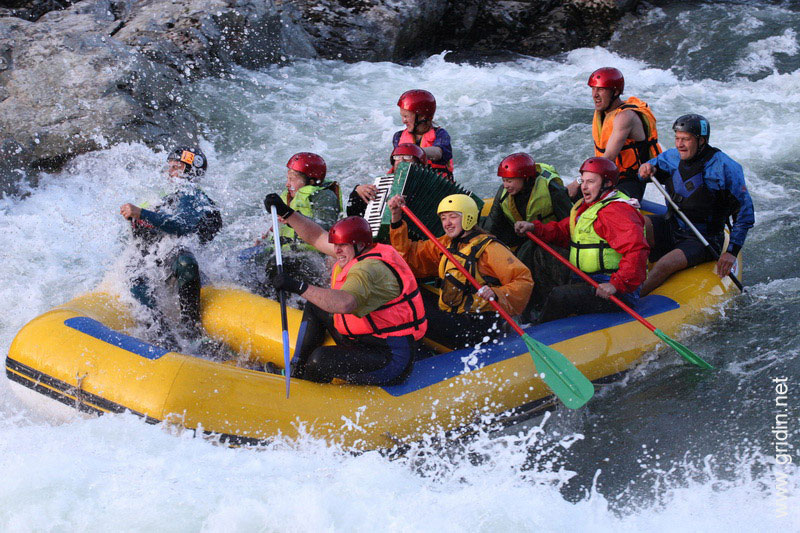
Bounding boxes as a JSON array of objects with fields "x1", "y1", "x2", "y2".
[
  {"x1": 137, "y1": 183, "x2": 221, "y2": 244},
  {"x1": 647, "y1": 148, "x2": 755, "y2": 255}
]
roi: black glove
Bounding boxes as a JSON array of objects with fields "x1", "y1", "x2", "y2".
[
  {"x1": 271, "y1": 272, "x2": 308, "y2": 295},
  {"x1": 264, "y1": 193, "x2": 295, "y2": 219}
]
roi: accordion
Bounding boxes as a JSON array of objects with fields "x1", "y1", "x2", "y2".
[{"x1": 364, "y1": 162, "x2": 484, "y2": 241}]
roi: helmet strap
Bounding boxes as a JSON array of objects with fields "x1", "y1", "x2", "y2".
[
  {"x1": 412, "y1": 115, "x2": 430, "y2": 135},
  {"x1": 353, "y1": 242, "x2": 371, "y2": 257}
]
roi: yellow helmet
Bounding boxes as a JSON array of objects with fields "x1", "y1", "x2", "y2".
[{"x1": 437, "y1": 194, "x2": 479, "y2": 231}]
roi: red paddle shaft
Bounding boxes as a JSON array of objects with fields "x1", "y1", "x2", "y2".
[
  {"x1": 400, "y1": 205, "x2": 524, "y2": 336},
  {"x1": 525, "y1": 230, "x2": 657, "y2": 334}
]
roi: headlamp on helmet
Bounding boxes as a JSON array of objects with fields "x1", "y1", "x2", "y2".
[{"x1": 167, "y1": 147, "x2": 207, "y2": 178}]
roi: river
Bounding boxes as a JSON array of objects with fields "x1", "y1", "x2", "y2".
[{"x1": 1, "y1": 0, "x2": 798, "y2": 530}]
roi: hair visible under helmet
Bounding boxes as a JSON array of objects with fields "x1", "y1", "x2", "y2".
[
  {"x1": 437, "y1": 194, "x2": 479, "y2": 231},
  {"x1": 672, "y1": 114, "x2": 711, "y2": 145},
  {"x1": 497, "y1": 153, "x2": 537, "y2": 179},
  {"x1": 286, "y1": 152, "x2": 327, "y2": 185},
  {"x1": 579, "y1": 157, "x2": 619, "y2": 194}
]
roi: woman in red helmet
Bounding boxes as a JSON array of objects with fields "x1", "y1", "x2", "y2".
[
  {"x1": 566, "y1": 67, "x2": 661, "y2": 201},
  {"x1": 515, "y1": 158, "x2": 649, "y2": 322},
  {"x1": 394, "y1": 89, "x2": 454, "y2": 181},
  {"x1": 243, "y1": 152, "x2": 342, "y2": 296},
  {"x1": 278, "y1": 152, "x2": 341, "y2": 245},
  {"x1": 482, "y1": 152, "x2": 572, "y2": 321},
  {"x1": 263, "y1": 194, "x2": 427, "y2": 385}
]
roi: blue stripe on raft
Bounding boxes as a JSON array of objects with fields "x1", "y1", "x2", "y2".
[
  {"x1": 382, "y1": 294, "x2": 680, "y2": 397},
  {"x1": 64, "y1": 317, "x2": 170, "y2": 360}
]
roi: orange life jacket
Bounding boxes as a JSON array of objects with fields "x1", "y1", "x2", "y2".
[
  {"x1": 332, "y1": 243, "x2": 427, "y2": 341},
  {"x1": 592, "y1": 96, "x2": 662, "y2": 181},
  {"x1": 399, "y1": 128, "x2": 455, "y2": 179}
]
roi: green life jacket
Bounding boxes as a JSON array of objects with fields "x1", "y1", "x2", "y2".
[
  {"x1": 500, "y1": 163, "x2": 563, "y2": 224},
  {"x1": 568, "y1": 190, "x2": 631, "y2": 275},
  {"x1": 279, "y1": 181, "x2": 342, "y2": 249}
]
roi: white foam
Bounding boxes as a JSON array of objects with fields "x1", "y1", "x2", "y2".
[{"x1": 734, "y1": 29, "x2": 799, "y2": 76}]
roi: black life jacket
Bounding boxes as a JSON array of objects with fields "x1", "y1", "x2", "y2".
[{"x1": 666, "y1": 146, "x2": 727, "y2": 237}]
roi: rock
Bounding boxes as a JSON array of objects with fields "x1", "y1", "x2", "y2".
[
  {"x1": 0, "y1": 0, "x2": 316, "y2": 191},
  {"x1": 0, "y1": 2, "x2": 196, "y2": 189},
  {"x1": 0, "y1": 1, "x2": 77, "y2": 22},
  {"x1": 285, "y1": 0, "x2": 637, "y2": 61},
  {"x1": 435, "y1": 0, "x2": 628, "y2": 58},
  {"x1": 112, "y1": 0, "x2": 315, "y2": 76},
  {"x1": 283, "y1": 0, "x2": 450, "y2": 62}
]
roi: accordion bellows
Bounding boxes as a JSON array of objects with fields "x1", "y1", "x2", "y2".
[{"x1": 364, "y1": 162, "x2": 484, "y2": 241}]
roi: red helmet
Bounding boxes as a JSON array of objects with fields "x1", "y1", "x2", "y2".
[
  {"x1": 397, "y1": 89, "x2": 436, "y2": 120},
  {"x1": 287, "y1": 152, "x2": 326, "y2": 182},
  {"x1": 390, "y1": 143, "x2": 427, "y2": 166},
  {"x1": 587, "y1": 67, "x2": 624, "y2": 94},
  {"x1": 329, "y1": 216, "x2": 373, "y2": 246},
  {"x1": 497, "y1": 153, "x2": 537, "y2": 179},
  {"x1": 579, "y1": 157, "x2": 619, "y2": 187}
]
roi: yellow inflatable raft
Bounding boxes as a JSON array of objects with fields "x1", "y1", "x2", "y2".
[{"x1": 4, "y1": 205, "x2": 742, "y2": 451}]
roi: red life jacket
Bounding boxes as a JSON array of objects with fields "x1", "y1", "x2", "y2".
[
  {"x1": 399, "y1": 128, "x2": 455, "y2": 179},
  {"x1": 331, "y1": 243, "x2": 427, "y2": 341}
]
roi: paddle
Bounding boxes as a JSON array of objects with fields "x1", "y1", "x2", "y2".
[
  {"x1": 648, "y1": 177, "x2": 744, "y2": 292},
  {"x1": 524, "y1": 230, "x2": 713, "y2": 370},
  {"x1": 400, "y1": 204, "x2": 594, "y2": 409},
  {"x1": 270, "y1": 206, "x2": 292, "y2": 398}
]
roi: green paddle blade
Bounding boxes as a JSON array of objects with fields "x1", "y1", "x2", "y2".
[
  {"x1": 522, "y1": 333, "x2": 595, "y2": 409},
  {"x1": 654, "y1": 328, "x2": 714, "y2": 369}
]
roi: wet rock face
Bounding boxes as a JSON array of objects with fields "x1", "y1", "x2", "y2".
[
  {"x1": 285, "y1": 0, "x2": 451, "y2": 62},
  {"x1": 0, "y1": 2, "x2": 194, "y2": 190},
  {"x1": 438, "y1": 0, "x2": 625, "y2": 57},
  {"x1": 0, "y1": 0, "x2": 315, "y2": 191},
  {"x1": 0, "y1": 1, "x2": 78, "y2": 22},
  {"x1": 287, "y1": 0, "x2": 631, "y2": 61}
]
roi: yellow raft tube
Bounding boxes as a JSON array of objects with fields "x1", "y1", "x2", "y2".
[{"x1": 5, "y1": 205, "x2": 742, "y2": 451}]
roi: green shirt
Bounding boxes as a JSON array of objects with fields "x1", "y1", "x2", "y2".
[{"x1": 339, "y1": 258, "x2": 401, "y2": 317}]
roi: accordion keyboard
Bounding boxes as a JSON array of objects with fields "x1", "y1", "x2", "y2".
[{"x1": 364, "y1": 174, "x2": 396, "y2": 238}]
